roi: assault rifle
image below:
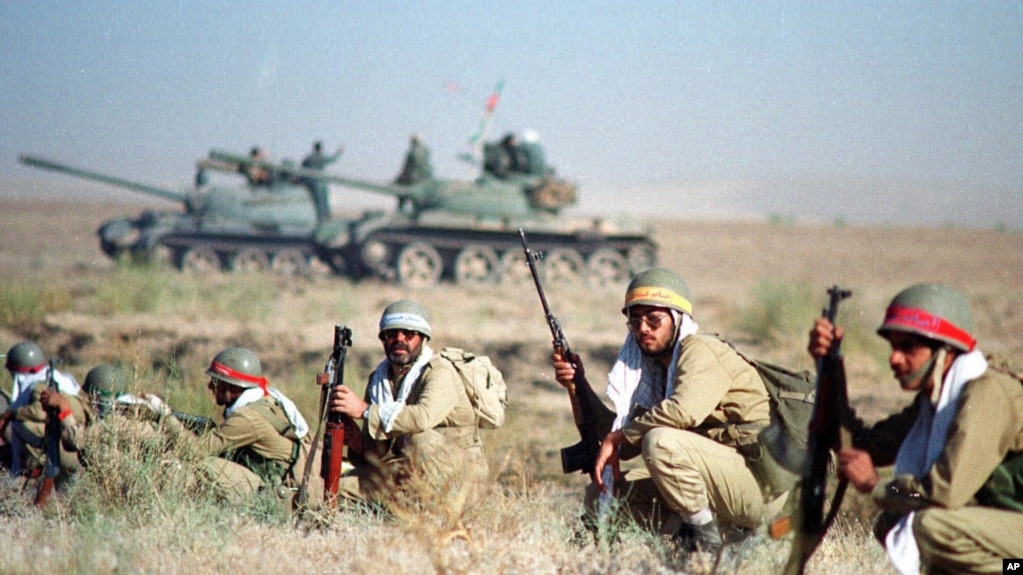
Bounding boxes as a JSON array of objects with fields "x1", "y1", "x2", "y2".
[
  {"x1": 295, "y1": 325, "x2": 353, "y2": 513},
  {"x1": 519, "y1": 230, "x2": 613, "y2": 480},
  {"x1": 172, "y1": 411, "x2": 215, "y2": 433},
  {"x1": 781, "y1": 285, "x2": 853, "y2": 575},
  {"x1": 34, "y1": 357, "x2": 63, "y2": 506}
]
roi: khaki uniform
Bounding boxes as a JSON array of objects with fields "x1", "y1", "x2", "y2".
[
  {"x1": 609, "y1": 334, "x2": 782, "y2": 531},
  {"x1": 339, "y1": 355, "x2": 487, "y2": 513},
  {"x1": 10, "y1": 384, "x2": 92, "y2": 491},
  {"x1": 185, "y1": 396, "x2": 308, "y2": 503},
  {"x1": 854, "y1": 365, "x2": 1023, "y2": 574}
]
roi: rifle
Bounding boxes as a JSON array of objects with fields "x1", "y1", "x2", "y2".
[
  {"x1": 34, "y1": 358, "x2": 63, "y2": 506},
  {"x1": 519, "y1": 229, "x2": 613, "y2": 480},
  {"x1": 295, "y1": 325, "x2": 353, "y2": 512},
  {"x1": 171, "y1": 411, "x2": 215, "y2": 433},
  {"x1": 781, "y1": 285, "x2": 853, "y2": 575}
]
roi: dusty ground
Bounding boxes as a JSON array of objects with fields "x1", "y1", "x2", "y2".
[{"x1": 1, "y1": 196, "x2": 1021, "y2": 574}]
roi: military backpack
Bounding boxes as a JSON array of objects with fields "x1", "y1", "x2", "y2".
[{"x1": 437, "y1": 348, "x2": 508, "y2": 430}]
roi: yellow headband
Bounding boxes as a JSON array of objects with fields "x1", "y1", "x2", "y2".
[{"x1": 624, "y1": 287, "x2": 693, "y2": 315}]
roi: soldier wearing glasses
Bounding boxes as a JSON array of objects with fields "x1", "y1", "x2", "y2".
[
  {"x1": 551, "y1": 269, "x2": 784, "y2": 554},
  {"x1": 328, "y1": 300, "x2": 488, "y2": 512}
]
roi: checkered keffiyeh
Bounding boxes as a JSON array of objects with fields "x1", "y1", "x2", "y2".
[{"x1": 605, "y1": 311, "x2": 698, "y2": 431}]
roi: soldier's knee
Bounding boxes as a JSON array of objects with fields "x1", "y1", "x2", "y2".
[{"x1": 641, "y1": 427, "x2": 674, "y2": 462}]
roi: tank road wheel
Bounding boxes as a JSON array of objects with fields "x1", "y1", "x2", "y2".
[
  {"x1": 627, "y1": 244, "x2": 657, "y2": 274},
  {"x1": 179, "y1": 247, "x2": 222, "y2": 274},
  {"x1": 544, "y1": 248, "x2": 586, "y2": 284},
  {"x1": 271, "y1": 249, "x2": 310, "y2": 277},
  {"x1": 587, "y1": 249, "x2": 630, "y2": 288},
  {"x1": 454, "y1": 246, "x2": 499, "y2": 285},
  {"x1": 396, "y1": 242, "x2": 443, "y2": 288},
  {"x1": 498, "y1": 249, "x2": 531, "y2": 285},
  {"x1": 229, "y1": 248, "x2": 271, "y2": 273}
]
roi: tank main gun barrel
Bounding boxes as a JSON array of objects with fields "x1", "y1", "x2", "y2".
[
  {"x1": 208, "y1": 149, "x2": 416, "y2": 203},
  {"x1": 18, "y1": 154, "x2": 189, "y2": 204}
]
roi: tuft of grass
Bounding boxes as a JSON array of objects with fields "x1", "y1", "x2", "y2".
[
  {"x1": 0, "y1": 283, "x2": 73, "y2": 330},
  {"x1": 733, "y1": 281, "x2": 819, "y2": 346}
]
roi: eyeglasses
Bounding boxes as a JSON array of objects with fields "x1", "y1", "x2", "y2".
[
  {"x1": 626, "y1": 312, "x2": 671, "y2": 332},
  {"x1": 381, "y1": 329, "x2": 421, "y2": 341}
]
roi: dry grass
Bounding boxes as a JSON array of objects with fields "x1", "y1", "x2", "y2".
[{"x1": 1, "y1": 198, "x2": 1021, "y2": 573}]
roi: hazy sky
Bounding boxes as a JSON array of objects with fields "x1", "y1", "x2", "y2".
[{"x1": 2, "y1": 2, "x2": 1021, "y2": 227}]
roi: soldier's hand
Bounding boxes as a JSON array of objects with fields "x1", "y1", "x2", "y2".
[
  {"x1": 594, "y1": 430, "x2": 624, "y2": 493},
  {"x1": 328, "y1": 385, "x2": 369, "y2": 419},
  {"x1": 838, "y1": 447, "x2": 879, "y2": 494},
  {"x1": 808, "y1": 317, "x2": 844, "y2": 359},
  {"x1": 141, "y1": 393, "x2": 172, "y2": 417},
  {"x1": 40, "y1": 389, "x2": 71, "y2": 413},
  {"x1": 551, "y1": 351, "x2": 584, "y2": 390}
]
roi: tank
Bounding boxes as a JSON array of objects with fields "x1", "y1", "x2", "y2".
[
  {"x1": 308, "y1": 162, "x2": 658, "y2": 288},
  {"x1": 18, "y1": 152, "x2": 333, "y2": 276}
]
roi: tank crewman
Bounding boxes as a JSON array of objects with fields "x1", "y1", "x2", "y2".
[
  {"x1": 301, "y1": 140, "x2": 344, "y2": 224},
  {"x1": 327, "y1": 300, "x2": 489, "y2": 513},
  {"x1": 183, "y1": 347, "x2": 311, "y2": 503},
  {"x1": 517, "y1": 129, "x2": 552, "y2": 176},
  {"x1": 393, "y1": 133, "x2": 433, "y2": 186},
  {"x1": 3, "y1": 341, "x2": 90, "y2": 492},
  {"x1": 242, "y1": 146, "x2": 273, "y2": 186},
  {"x1": 809, "y1": 283, "x2": 1023, "y2": 574},
  {"x1": 551, "y1": 269, "x2": 786, "y2": 555},
  {"x1": 483, "y1": 132, "x2": 525, "y2": 179}
]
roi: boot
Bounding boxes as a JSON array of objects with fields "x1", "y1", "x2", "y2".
[{"x1": 674, "y1": 518, "x2": 723, "y2": 555}]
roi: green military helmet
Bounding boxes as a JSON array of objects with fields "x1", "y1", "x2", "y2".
[
  {"x1": 5, "y1": 341, "x2": 45, "y2": 373},
  {"x1": 378, "y1": 299, "x2": 432, "y2": 339},
  {"x1": 205, "y1": 347, "x2": 267, "y2": 388},
  {"x1": 622, "y1": 268, "x2": 694, "y2": 316},
  {"x1": 878, "y1": 283, "x2": 976, "y2": 352},
  {"x1": 84, "y1": 364, "x2": 129, "y2": 399}
]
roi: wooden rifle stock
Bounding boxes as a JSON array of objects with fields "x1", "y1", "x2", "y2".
[
  {"x1": 520, "y1": 229, "x2": 611, "y2": 482},
  {"x1": 320, "y1": 326, "x2": 353, "y2": 508},
  {"x1": 782, "y1": 285, "x2": 852, "y2": 575}
]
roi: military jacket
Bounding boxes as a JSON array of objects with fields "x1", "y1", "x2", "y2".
[
  {"x1": 856, "y1": 366, "x2": 1023, "y2": 510},
  {"x1": 621, "y1": 333, "x2": 771, "y2": 447},
  {"x1": 362, "y1": 356, "x2": 480, "y2": 457}
]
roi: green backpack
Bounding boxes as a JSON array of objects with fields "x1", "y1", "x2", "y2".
[
  {"x1": 973, "y1": 354, "x2": 1023, "y2": 511},
  {"x1": 437, "y1": 348, "x2": 508, "y2": 430},
  {"x1": 721, "y1": 340, "x2": 816, "y2": 497}
]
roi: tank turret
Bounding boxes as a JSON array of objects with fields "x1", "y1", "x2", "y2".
[{"x1": 18, "y1": 152, "x2": 328, "y2": 276}]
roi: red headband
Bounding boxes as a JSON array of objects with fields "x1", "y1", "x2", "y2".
[
  {"x1": 7, "y1": 362, "x2": 45, "y2": 374},
  {"x1": 209, "y1": 361, "x2": 269, "y2": 391},
  {"x1": 883, "y1": 305, "x2": 976, "y2": 351}
]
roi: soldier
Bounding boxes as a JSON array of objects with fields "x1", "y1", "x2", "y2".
[
  {"x1": 809, "y1": 283, "x2": 1023, "y2": 574},
  {"x1": 551, "y1": 269, "x2": 786, "y2": 554},
  {"x1": 393, "y1": 133, "x2": 433, "y2": 186},
  {"x1": 185, "y1": 347, "x2": 311, "y2": 503},
  {"x1": 2, "y1": 341, "x2": 83, "y2": 480},
  {"x1": 242, "y1": 146, "x2": 272, "y2": 186},
  {"x1": 327, "y1": 300, "x2": 489, "y2": 512},
  {"x1": 301, "y1": 140, "x2": 344, "y2": 224}
]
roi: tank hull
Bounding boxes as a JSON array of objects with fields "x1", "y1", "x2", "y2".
[{"x1": 315, "y1": 213, "x2": 656, "y2": 288}]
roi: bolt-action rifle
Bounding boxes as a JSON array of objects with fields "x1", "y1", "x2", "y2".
[
  {"x1": 781, "y1": 285, "x2": 853, "y2": 575},
  {"x1": 519, "y1": 229, "x2": 613, "y2": 480},
  {"x1": 34, "y1": 357, "x2": 63, "y2": 506}
]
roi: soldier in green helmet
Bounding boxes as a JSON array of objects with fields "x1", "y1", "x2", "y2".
[
  {"x1": 3, "y1": 341, "x2": 86, "y2": 483},
  {"x1": 809, "y1": 283, "x2": 1023, "y2": 574},
  {"x1": 179, "y1": 347, "x2": 312, "y2": 503},
  {"x1": 551, "y1": 269, "x2": 784, "y2": 555},
  {"x1": 327, "y1": 299, "x2": 491, "y2": 513}
]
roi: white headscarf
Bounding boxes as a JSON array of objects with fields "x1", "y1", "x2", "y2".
[
  {"x1": 224, "y1": 386, "x2": 310, "y2": 439},
  {"x1": 367, "y1": 344, "x2": 434, "y2": 433},
  {"x1": 606, "y1": 311, "x2": 698, "y2": 431},
  {"x1": 884, "y1": 349, "x2": 988, "y2": 575}
]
